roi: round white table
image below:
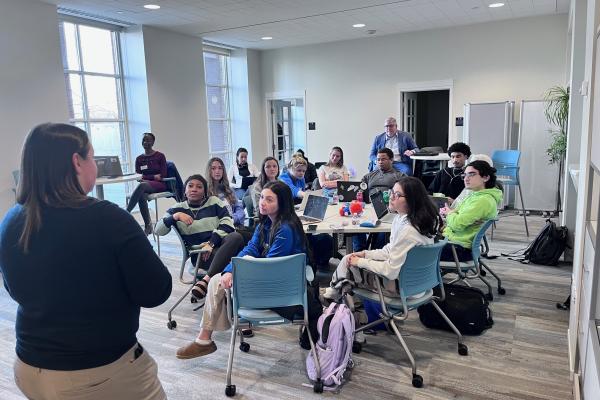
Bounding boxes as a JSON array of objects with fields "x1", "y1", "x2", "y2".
[{"x1": 95, "y1": 174, "x2": 142, "y2": 200}]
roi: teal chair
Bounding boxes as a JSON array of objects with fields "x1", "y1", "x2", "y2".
[
  {"x1": 492, "y1": 149, "x2": 529, "y2": 236},
  {"x1": 224, "y1": 254, "x2": 322, "y2": 396},
  {"x1": 439, "y1": 219, "x2": 505, "y2": 301},
  {"x1": 351, "y1": 239, "x2": 468, "y2": 389}
]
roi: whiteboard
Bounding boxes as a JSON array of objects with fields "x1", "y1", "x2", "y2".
[
  {"x1": 463, "y1": 101, "x2": 513, "y2": 155},
  {"x1": 517, "y1": 100, "x2": 560, "y2": 211}
]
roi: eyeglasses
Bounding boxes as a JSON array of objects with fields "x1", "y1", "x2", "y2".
[
  {"x1": 461, "y1": 172, "x2": 479, "y2": 179},
  {"x1": 384, "y1": 124, "x2": 396, "y2": 128},
  {"x1": 388, "y1": 190, "x2": 405, "y2": 199}
]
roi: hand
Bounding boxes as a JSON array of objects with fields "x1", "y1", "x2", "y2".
[
  {"x1": 352, "y1": 251, "x2": 366, "y2": 258},
  {"x1": 220, "y1": 272, "x2": 233, "y2": 289},
  {"x1": 201, "y1": 243, "x2": 213, "y2": 261},
  {"x1": 154, "y1": 174, "x2": 162, "y2": 181},
  {"x1": 404, "y1": 149, "x2": 416, "y2": 156},
  {"x1": 440, "y1": 204, "x2": 452, "y2": 217},
  {"x1": 173, "y1": 212, "x2": 194, "y2": 225},
  {"x1": 297, "y1": 190, "x2": 305, "y2": 198},
  {"x1": 349, "y1": 255, "x2": 361, "y2": 267}
]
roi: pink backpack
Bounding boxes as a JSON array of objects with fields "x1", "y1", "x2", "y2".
[{"x1": 306, "y1": 302, "x2": 355, "y2": 390}]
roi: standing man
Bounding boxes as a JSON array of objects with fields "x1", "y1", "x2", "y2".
[{"x1": 369, "y1": 117, "x2": 418, "y2": 175}]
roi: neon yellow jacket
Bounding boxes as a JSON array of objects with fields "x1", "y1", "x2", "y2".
[{"x1": 443, "y1": 187, "x2": 503, "y2": 249}]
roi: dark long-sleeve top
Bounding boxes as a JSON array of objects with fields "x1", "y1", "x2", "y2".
[
  {"x1": 428, "y1": 167, "x2": 465, "y2": 199},
  {"x1": 0, "y1": 201, "x2": 172, "y2": 371},
  {"x1": 155, "y1": 197, "x2": 235, "y2": 249},
  {"x1": 135, "y1": 151, "x2": 167, "y2": 191},
  {"x1": 223, "y1": 219, "x2": 305, "y2": 273}
]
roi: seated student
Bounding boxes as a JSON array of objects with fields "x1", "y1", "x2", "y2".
[
  {"x1": 317, "y1": 146, "x2": 349, "y2": 190},
  {"x1": 323, "y1": 177, "x2": 441, "y2": 300},
  {"x1": 439, "y1": 160, "x2": 502, "y2": 262},
  {"x1": 353, "y1": 147, "x2": 405, "y2": 252},
  {"x1": 228, "y1": 147, "x2": 259, "y2": 200},
  {"x1": 428, "y1": 142, "x2": 471, "y2": 201},
  {"x1": 206, "y1": 157, "x2": 246, "y2": 227},
  {"x1": 450, "y1": 153, "x2": 494, "y2": 209},
  {"x1": 126, "y1": 132, "x2": 168, "y2": 235},
  {"x1": 279, "y1": 154, "x2": 308, "y2": 203},
  {"x1": 250, "y1": 156, "x2": 280, "y2": 218},
  {"x1": 369, "y1": 117, "x2": 419, "y2": 175},
  {"x1": 155, "y1": 174, "x2": 244, "y2": 300},
  {"x1": 175, "y1": 181, "x2": 322, "y2": 359},
  {"x1": 296, "y1": 149, "x2": 318, "y2": 188}
]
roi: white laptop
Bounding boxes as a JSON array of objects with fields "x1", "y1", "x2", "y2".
[
  {"x1": 298, "y1": 195, "x2": 329, "y2": 224},
  {"x1": 296, "y1": 189, "x2": 323, "y2": 212},
  {"x1": 370, "y1": 191, "x2": 396, "y2": 224}
]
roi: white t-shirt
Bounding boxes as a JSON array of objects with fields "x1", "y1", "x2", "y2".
[{"x1": 318, "y1": 164, "x2": 348, "y2": 181}]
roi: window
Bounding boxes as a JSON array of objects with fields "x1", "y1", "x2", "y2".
[
  {"x1": 203, "y1": 51, "x2": 232, "y2": 167},
  {"x1": 59, "y1": 21, "x2": 130, "y2": 206}
]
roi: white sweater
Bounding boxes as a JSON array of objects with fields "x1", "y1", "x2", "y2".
[
  {"x1": 227, "y1": 163, "x2": 260, "y2": 189},
  {"x1": 356, "y1": 214, "x2": 434, "y2": 280}
]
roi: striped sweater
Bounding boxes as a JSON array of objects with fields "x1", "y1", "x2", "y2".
[{"x1": 155, "y1": 197, "x2": 235, "y2": 248}]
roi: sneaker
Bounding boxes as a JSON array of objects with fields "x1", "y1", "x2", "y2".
[
  {"x1": 323, "y1": 287, "x2": 338, "y2": 300},
  {"x1": 355, "y1": 330, "x2": 366, "y2": 344},
  {"x1": 176, "y1": 341, "x2": 217, "y2": 359}
]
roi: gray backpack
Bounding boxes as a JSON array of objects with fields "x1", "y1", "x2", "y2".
[{"x1": 306, "y1": 302, "x2": 355, "y2": 390}]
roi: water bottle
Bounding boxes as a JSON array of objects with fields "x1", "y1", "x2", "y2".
[
  {"x1": 382, "y1": 190, "x2": 390, "y2": 204},
  {"x1": 352, "y1": 213, "x2": 359, "y2": 225}
]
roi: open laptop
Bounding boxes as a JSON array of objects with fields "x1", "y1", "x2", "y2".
[
  {"x1": 296, "y1": 189, "x2": 323, "y2": 211},
  {"x1": 298, "y1": 195, "x2": 329, "y2": 224},
  {"x1": 337, "y1": 180, "x2": 365, "y2": 202},
  {"x1": 94, "y1": 156, "x2": 134, "y2": 178},
  {"x1": 370, "y1": 191, "x2": 396, "y2": 224},
  {"x1": 429, "y1": 195, "x2": 450, "y2": 209},
  {"x1": 240, "y1": 176, "x2": 257, "y2": 190}
]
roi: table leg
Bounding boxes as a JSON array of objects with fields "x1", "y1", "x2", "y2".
[
  {"x1": 345, "y1": 234, "x2": 354, "y2": 254},
  {"x1": 95, "y1": 184, "x2": 104, "y2": 200}
]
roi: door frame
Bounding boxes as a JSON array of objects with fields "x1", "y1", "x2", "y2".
[
  {"x1": 397, "y1": 79, "x2": 454, "y2": 146},
  {"x1": 265, "y1": 90, "x2": 307, "y2": 160}
]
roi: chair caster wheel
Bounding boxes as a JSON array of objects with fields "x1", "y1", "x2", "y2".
[
  {"x1": 498, "y1": 287, "x2": 506, "y2": 295},
  {"x1": 352, "y1": 341, "x2": 362, "y2": 354},
  {"x1": 412, "y1": 374, "x2": 423, "y2": 388},
  {"x1": 313, "y1": 379, "x2": 324, "y2": 393},
  {"x1": 239, "y1": 342, "x2": 250, "y2": 352},
  {"x1": 167, "y1": 320, "x2": 177, "y2": 330},
  {"x1": 225, "y1": 384, "x2": 236, "y2": 397},
  {"x1": 485, "y1": 293, "x2": 493, "y2": 301},
  {"x1": 480, "y1": 270, "x2": 487, "y2": 277},
  {"x1": 458, "y1": 343, "x2": 468, "y2": 356},
  {"x1": 191, "y1": 297, "x2": 198, "y2": 303}
]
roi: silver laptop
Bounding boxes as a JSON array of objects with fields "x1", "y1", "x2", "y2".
[
  {"x1": 370, "y1": 191, "x2": 396, "y2": 224},
  {"x1": 298, "y1": 195, "x2": 329, "y2": 224},
  {"x1": 95, "y1": 155, "x2": 135, "y2": 178},
  {"x1": 296, "y1": 189, "x2": 323, "y2": 212}
]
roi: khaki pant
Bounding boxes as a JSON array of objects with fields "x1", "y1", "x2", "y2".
[
  {"x1": 14, "y1": 343, "x2": 166, "y2": 400},
  {"x1": 200, "y1": 276, "x2": 232, "y2": 332}
]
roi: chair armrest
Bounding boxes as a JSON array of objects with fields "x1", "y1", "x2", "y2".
[
  {"x1": 306, "y1": 265, "x2": 314, "y2": 283},
  {"x1": 162, "y1": 177, "x2": 176, "y2": 182}
]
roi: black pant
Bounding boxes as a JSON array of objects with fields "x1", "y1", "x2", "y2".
[
  {"x1": 440, "y1": 243, "x2": 473, "y2": 262},
  {"x1": 126, "y1": 182, "x2": 156, "y2": 226},
  {"x1": 272, "y1": 284, "x2": 322, "y2": 343},
  {"x1": 194, "y1": 232, "x2": 245, "y2": 277}
]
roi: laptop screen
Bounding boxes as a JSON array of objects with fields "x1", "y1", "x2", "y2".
[
  {"x1": 370, "y1": 191, "x2": 389, "y2": 219},
  {"x1": 303, "y1": 195, "x2": 329, "y2": 220},
  {"x1": 95, "y1": 156, "x2": 123, "y2": 177},
  {"x1": 429, "y1": 195, "x2": 449, "y2": 209}
]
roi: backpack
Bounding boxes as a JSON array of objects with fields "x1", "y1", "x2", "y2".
[
  {"x1": 417, "y1": 283, "x2": 493, "y2": 335},
  {"x1": 306, "y1": 302, "x2": 355, "y2": 390},
  {"x1": 504, "y1": 219, "x2": 569, "y2": 266}
]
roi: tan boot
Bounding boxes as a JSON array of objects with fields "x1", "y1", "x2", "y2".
[{"x1": 176, "y1": 341, "x2": 217, "y2": 359}]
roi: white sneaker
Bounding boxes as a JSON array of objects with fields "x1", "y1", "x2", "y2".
[
  {"x1": 323, "y1": 287, "x2": 338, "y2": 300},
  {"x1": 355, "y1": 330, "x2": 366, "y2": 344}
]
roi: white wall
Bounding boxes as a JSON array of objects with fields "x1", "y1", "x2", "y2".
[
  {"x1": 247, "y1": 49, "x2": 266, "y2": 161},
  {"x1": 259, "y1": 14, "x2": 568, "y2": 176},
  {"x1": 141, "y1": 26, "x2": 209, "y2": 181},
  {"x1": 0, "y1": 0, "x2": 69, "y2": 216}
]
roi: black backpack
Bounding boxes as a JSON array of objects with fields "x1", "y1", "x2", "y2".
[
  {"x1": 417, "y1": 283, "x2": 493, "y2": 335},
  {"x1": 504, "y1": 219, "x2": 568, "y2": 266}
]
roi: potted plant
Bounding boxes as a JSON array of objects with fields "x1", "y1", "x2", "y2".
[{"x1": 543, "y1": 85, "x2": 569, "y2": 213}]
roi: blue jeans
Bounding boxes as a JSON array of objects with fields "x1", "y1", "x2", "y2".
[{"x1": 392, "y1": 161, "x2": 412, "y2": 176}]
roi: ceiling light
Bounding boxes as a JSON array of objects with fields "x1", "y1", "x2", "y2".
[
  {"x1": 488, "y1": 3, "x2": 504, "y2": 7},
  {"x1": 261, "y1": 36, "x2": 273, "y2": 40},
  {"x1": 353, "y1": 23, "x2": 366, "y2": 28},
  {"x1": 144, "y1": 4, "x2": 161, "y2": 10}
]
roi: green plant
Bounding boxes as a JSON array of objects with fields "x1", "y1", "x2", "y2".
[{"x1": 543, "y1": 86, "x2": 569, "y2": 164}]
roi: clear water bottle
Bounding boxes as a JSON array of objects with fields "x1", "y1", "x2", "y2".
[{"x1": 352, "y1": 213, "x2": 359, "y2": 225}]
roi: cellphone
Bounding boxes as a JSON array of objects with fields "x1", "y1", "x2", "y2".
[{"x1": 307, "y1": 224, "x2": 317, "y2": 231}]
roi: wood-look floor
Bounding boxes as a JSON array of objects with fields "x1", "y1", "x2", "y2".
[{"x1": 0, "y1": 214, "x2": 573, "y2": 399}]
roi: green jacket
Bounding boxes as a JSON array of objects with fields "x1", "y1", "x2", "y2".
[{"x1": 443, "y1": 188, "x2": 503, "y2": 249}]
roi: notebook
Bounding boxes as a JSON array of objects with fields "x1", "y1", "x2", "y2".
[
  {"x1": 241, "y1": 176, "x2": 257, "y2": 190},
  {"x1": 370, "y1": 191, "x2": 396, "y2": 224},
  {"x1": 298, "y1": 195, "x2": 329, "y2": 224}
]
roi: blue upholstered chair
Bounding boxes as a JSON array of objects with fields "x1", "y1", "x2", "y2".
[
  {"x1": 224, "y1": 254, "x2": 321, "y2": 396},
  {"x1": 351, "y1": 239, "x2": 468, "y2": 389}
]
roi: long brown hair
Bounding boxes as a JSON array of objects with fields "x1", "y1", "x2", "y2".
[
  {"x1": 258, "y1": 156, "x2": 280, "y2": 188},
  {"x1": 17, "y1": 123, "x2": 92, "y2": 252},
  {"x1": 205, "y1": 157, "x2": 237, "y2": 206}
]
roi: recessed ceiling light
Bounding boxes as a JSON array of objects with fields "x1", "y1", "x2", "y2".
[
  {"x1": 261, "y1": 36, "x2": 273, "y2": 40},
  {"x1": 144, "y1": 4, "x2": 161, "y2": 10},
  {"x1": 488, "y1": 2, "x2": 504, "y2": 8},
  {"x1": 353, "y1": 23, "x2": 366, "y2": 28},
  {"x1": 116, "y1": 10, "x2": 124, "y2": 14}
]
